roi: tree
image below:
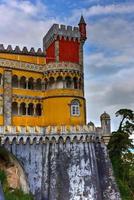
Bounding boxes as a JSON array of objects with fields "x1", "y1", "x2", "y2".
[{"x1": 108, "y1": 109, "x2": 134, "y2": 200}]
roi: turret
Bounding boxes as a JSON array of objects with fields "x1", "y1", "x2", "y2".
[
  {"x1": 43, "y1": 16, "x2": 87, "y2": 64},
  {"x1": 100, "y1": 112, "x2": 111, "y2": 134},
  {"x1": 78, "y1": 15, "x2": 87, "y2": 42}
]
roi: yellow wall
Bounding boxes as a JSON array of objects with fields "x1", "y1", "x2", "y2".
[
  {"x1": 43, "y1": 96, "x2": 86, "y2": 126},
  {"x1": 0, "y1": 60, "x2": 86, "y2": 126},
  {"x1": 0, "y1": 53, "x2": 46, "y2": 65},
  {"x1": 12, "y1": 116, "x2": 44, "y2": 127},
  {"x1": 0, "y1": 116, "x2": 3, "y2": 125},
  {"x1": 12, "y1": 70, "x2": 43, "y2": 79}
]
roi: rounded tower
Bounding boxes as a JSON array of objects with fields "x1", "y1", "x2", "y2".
[
  {"x1": 43, "y1": 17, "x2": 87, "y2": 126},
  {"x1": 100, "y1": 112, "x2": 111, "y2": 134}
]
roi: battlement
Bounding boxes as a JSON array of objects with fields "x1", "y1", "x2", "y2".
[
  {"x1": 0, "y1": 44, "x2": 45, "y2": 57},
  {"x1": 0, "y1": 125, "x2": 111, "y2": 145},
  {"x1": 43, "y1": 24, "x2": 80, "y2": 50},
  {"x1": 0, "y1": 125, "x2": 95, "y2": 135}
]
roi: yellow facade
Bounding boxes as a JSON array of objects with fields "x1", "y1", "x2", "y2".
[
  {"x1": 0, "y1": 53, "x2": 46, "y2": 65},
  {"x1": 0, "y1": 51, "x2": 86, "y2": 126}
]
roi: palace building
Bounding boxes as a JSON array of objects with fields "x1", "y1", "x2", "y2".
[{"x1": 0, "y1": 16, "x2": 87, "y2": 127}]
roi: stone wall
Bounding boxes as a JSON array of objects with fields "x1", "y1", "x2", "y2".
[{"x1": 2, "y1": 135, "x2": 121, "y2": 200}]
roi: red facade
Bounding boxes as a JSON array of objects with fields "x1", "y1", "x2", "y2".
[{"x1": 59, "y1": 38, "x2": 79, "y2": 63}]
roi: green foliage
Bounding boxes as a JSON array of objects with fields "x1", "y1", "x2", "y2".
[
  {"x1": 0, "y1": 148, "x2": 34, "y2": 200},
  {"x1": 0, "y1": 170, "x2": 7, "y2": 185},
  {"x1": 108, "y1": 108, "x2": 134, "y2": 200},
  {"x1": 4, "y1": 189, "x2": 33, "y2": 200}
]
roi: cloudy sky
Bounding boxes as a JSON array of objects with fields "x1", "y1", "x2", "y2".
[{"x1": 0, "y1": 0, "x2": 134, "y2": 130}]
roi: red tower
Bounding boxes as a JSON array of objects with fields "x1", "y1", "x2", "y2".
[{"x1": 43, "y1": 16, "x2": 87, "y2": 64}]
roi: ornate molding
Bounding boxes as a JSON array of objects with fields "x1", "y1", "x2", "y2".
[
  {"x1": 0, "y1": 58, "x2": 45, "y2": 72},
  {"x1": 12, "y1": 94, "x2": 44, "y2": 102},
  {"x1": 0, "y1": 59, "x2": 82, "y2": 75},
  {"x1": 44, "y1": 62, "x2": 82, "y2": 73}
]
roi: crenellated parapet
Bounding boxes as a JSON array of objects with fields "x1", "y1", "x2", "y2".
[
  {"x1": 0, "y1": 125, "x2": 111, "y2": 145},
  {"x1": 43, "y1": 24, "x2": 80, "y2": 50},
  {"x1": 0, "y1": 44, "x2": 45, "y2": 57}
]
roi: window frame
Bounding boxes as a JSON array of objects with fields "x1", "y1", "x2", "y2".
[{"x1": 70, "y1": 100, "x2": 80, "y2": 116}]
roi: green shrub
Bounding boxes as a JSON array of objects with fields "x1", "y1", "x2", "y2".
[
  {"x1": 4, "y1": 189, "x2": 33, "y2": 200},
  {"x1": 0, "y1": 170, "x2": 7, "y2": 185}
]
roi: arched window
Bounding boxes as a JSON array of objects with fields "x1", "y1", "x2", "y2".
[
  {"x1": 20, "y1": 103, "x2": 26, "y2": 115},
  {"x1": 36, "y1": 103, "x2": 42, "y2": 116},
  {"x1": 65, "y1": 76, "x2": 72, "y2": 89},
  {"x1": 28, "y1": 103, "x2": 34, "y2": 115},
  {"x1": 56, "y1": 76, "x2": 63, "y2": 89},
  {"x1": 71, "y1": 100, "x2": 80, "y2": 116},
  {"x1": 0, "y1": 73, "x2": 3, "y2": 86},
  {"x1": 73, "y1": 77, "x2": 78, "y2": 89},
  {"x1": 44, "y1": 79, "x2": 48, "y2": 90},
  {"x1": 48, "y1": 77, "x2": 55, "y2": 89},
  {"x1": 12, "y1": 75, "x2": 18, "y2": 88},
  {"x1": 28, "y1": 77, "x2": 34, "y2": 90},
  {"x1": 36, "y1": 78, "x2": 42, "y2": 90},
  {"x1": 20, "y1": 76, "x2": 26, "y2": 89},
  {"x1": 12, "y1": 102, "x2": 18, "y2": 115}
]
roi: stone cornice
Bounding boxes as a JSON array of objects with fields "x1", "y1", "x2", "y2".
[
  {"x1": 0, "y1": 58, "x2": 45, "y2": 72},
  {"x1": 0, "y1": 59, "x2": 82, "y2": 74},
  {"x1": 44, "y1": 62, "x2": 82, "y2": 73},
  {"x1": 12, "y1": 94, "x2": 44, "y2": 101}
]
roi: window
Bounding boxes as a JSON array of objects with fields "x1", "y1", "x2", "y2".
[
  {"x1": 12, "y1": 102, "x2": 18, "y2": 115},
  {"x1": 71, "y1": 100, "x2": 80, "y2": 116},
  {"x1": 12, "y1": 75, "x2": 18, "y2": 88},
  {"x1": 20, "y1": 76, "x2": 26, "y2": 89},
  {"x1": 36, "y1": 103, "x2": 42, "y2": 116}
]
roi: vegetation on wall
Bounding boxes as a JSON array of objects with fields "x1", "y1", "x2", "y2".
[
  {"x1": 0, "y1": 169, "x2": 33, "y2": 200},
  {"x1": 108, "y1": 109, "x2": 134, "y2": 200},
  {"x1": 0, "y1": 147, "x2": 33, "y2": 200}
]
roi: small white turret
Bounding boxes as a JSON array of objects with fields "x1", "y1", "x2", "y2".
[{"x1": 100, "y1": 111, "x2": 111, "y2": 134}]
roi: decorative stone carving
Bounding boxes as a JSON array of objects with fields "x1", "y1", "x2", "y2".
[
  {"x1": 3, "y1": 70, "x2": 12, "y2": 125},
  {"x1": 0, "y1": 58, "x2": 45, "y2": 72}
]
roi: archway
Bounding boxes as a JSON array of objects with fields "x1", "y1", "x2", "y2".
[{"x1": 0, "y1": 146, "x2": 29, "y2": 193}]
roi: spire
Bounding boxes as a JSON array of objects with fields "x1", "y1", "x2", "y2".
[
  {"x1": 78, "y1": 15, "x2": 87, "y2": 42},
  {"x1": 78, "y1": 15, "x2": 86, "y2": 25}
]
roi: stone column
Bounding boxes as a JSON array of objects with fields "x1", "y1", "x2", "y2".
[
  {"x1": 3, "y1": 70, "x2": 12, "y2": 125},
  {"x1": 26, "y1": 78, "x2": 29, "y2": 89},
  {"x1": 26, "y1": 104, "x2": 28, "y2": 115},
  {"x1": 33, "y1": 104, "x2": 36, "y2": 116},
  {"x1": 18, "y1": 103, "x2": 20, "y2": 115},
  {"x1": 55, "y1": 40, "x2": 59, "y2": 62},
  {"x1": 41, "y1": 80, "x2": 45, "y2": 91},
  {"x1": 33, "y1": 80, "x2": 36, "y2": 90},
  {"x1": 63, "y1": 77, "x2": 66, "y2": 88}
]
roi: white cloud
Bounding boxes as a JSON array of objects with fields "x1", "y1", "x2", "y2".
[
  {"x1": 70, "y1": 2, "x2": 134, "y2": 21},
  {"x1": 0, "y1": 0, "x2": 60, "y2": 48},
  {"x1": 87, "y1": 3, "x2": 134, "y2": 16}
]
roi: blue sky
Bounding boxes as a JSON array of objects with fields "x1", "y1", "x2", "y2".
[{"x1": 0, "y1": 0, "x2": 134, "y2": 130}]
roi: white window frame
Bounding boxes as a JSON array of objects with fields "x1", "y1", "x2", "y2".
[{"x1": 71, "y1": 100, "x2": 80, "y2": 116}]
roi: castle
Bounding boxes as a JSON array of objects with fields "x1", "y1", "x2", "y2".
[
  {"x1": 0, "y1": 16, "x2": 121, "y2": 200},
  {"x1": 0, "y1": 15, "x2": 110, "y2": 133}
]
